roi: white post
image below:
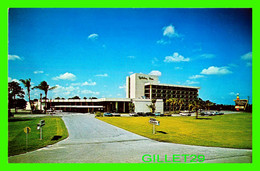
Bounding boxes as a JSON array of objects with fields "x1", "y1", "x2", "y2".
[
  {"x1": 40, "y1": 127, "x2": 42, "y2": 140},
  {"x1": 26, "y1": 133, "x2": 28, "y2": 150},
  {"x1": 153, "y1": 124, "x2": 155, "y2": 134}
]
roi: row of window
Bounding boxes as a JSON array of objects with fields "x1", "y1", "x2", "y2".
[{"x1": 145, "y1": 90, "x2": 198, "y2": 95}]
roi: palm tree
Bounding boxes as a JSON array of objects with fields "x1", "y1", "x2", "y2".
[
  {"x1": 32, "y1": 81, "x2": 57, "y2": 114},
  {"x1": 129, "y1": 102, "x2": 135, "y2": 113},
  {"x1": 192, "y1": 100, "x2": 200, "y2": 119},
  {"x1": 20, "y1": 78, "x2": 33, "y2": 114},
  {"x1": 192, "y1": 98, "x2": 204, "y2": 119},
  {"x1": 147, "y1": 99, "x2": 157, "y2": 113},
  {"x1": 178, "y1": 98, "x2": 184, "y2": 112},
  {"x1": 166, "y1": 98, "x2": 177, "y2": 113},
  {"x1": 188, "y1": 101, "x2": 194, "y2": 113}
]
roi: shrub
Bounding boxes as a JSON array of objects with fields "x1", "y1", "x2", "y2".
[{"x1": 95, "y1": 112, "x2": 103, "y2": 117}]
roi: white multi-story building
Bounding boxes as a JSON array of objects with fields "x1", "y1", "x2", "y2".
[{"x1": 126, "y1": 73, "x2": 200, "y2": 111}]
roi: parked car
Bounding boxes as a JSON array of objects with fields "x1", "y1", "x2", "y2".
[
  {"x1": 154, "y1": 112, "x2": 164, "y2": 116},
  {"x1": 103, "y1": 112, "x2": 113, "y2": 117},
  {"x1": 200, "y1": 111, "x2": 214, "y2": 116},
  {"x1": 146, "y1": 112, "x2": 154, "y2": 116},
  {"x1": 137, "y1": 112, "x2": 146, "y2": 116},
  {"x1": 129, "y1": 112, "x2": 138, "y2": 117},
  {"x1": 112, "y1": 113, "x2": 121, "y2": 117},
  {"x1": 212, "y1": 111, "x2": 224, "y2": 115},
  {"x1": 180, "y1": 110, "x2": 192, "y2": 116},
  {"x1": 180, "y1": 112, "x2": 191, "y2": 116}
]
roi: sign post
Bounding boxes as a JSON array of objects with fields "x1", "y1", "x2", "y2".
[
  {"x1": 24, "y1": 127, "x2": 31, "y2": 150},
  {"x1": 149, "y1": 118, "x2": 160, "y2": 134},
  {"x1": 37, "y1": 120, "x2": 45, "y2": 140},
  {"x1": 233, "y1": 93, "x2": 248, "y2": 111}
]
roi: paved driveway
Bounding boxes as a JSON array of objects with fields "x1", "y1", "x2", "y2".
[{"x1": 8, "y1": 113, "x2": 252, "y2": 163}]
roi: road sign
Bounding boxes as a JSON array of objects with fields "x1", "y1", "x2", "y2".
[
  {"x1": 40, "y1": 120, "x2": 45, "y2": 126},
  {"x1": 37, "y1": 120, "x2": 45, "y2": 140},
  {"x1": 24, "y1": 127, "x2": 31, "y2": 134},
  {"x1": 149, "y1": 118, "x2": 160, "y2": 125},
  {"x1": 149, "y1": 118, "x2": 160, "y2": 134}
]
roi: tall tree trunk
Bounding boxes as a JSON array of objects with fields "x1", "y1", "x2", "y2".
[
  {"x1": 14, "y1": 95, "x2": 17, "y2": 114},
  {"x1": 196, "y1": 110, "x2": 198, "y2": 119},
  {"x1": 28, "y1": 93, "x2": 33, "y2": 114},
  {"x1": 45, "y1": 92, "x2": 47, "y2": 114}
]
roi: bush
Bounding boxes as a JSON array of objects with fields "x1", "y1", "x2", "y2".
[{"x1": 95, "y1": 112, "x2": 103, "y2": 117}]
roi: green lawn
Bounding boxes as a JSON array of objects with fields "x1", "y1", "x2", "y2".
[
  {"x1": 98, "y1": 113, "x2": 252, "y2": 149},
  {"x1": 8, "y1": 116, "x2": 68, "y2": 156}
]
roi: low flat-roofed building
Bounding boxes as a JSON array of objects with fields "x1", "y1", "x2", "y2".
[{"x1": 28, "y1": 98, "x2": 163, "y2": 113}]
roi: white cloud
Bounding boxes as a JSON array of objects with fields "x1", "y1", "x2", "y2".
[
  {"x1": 163, "y1": 25, "x2": 179, "y2": 38},
  {"x1": 200, "y1": 54, "x2": 215, "y2": 59},
  {"x1": 119, "y1": 84, "x2": 126, "y2": 89},
  {"x1": 82, "y1": 80, "x2": 96, "y2": 86},
  {"x1": 81, "y1": 90, "x2": 100, "y2": 95},
  {"x1": 189, "y1": 75, "x2": 204, "y2": 79},
  {"x1": 70, "y1": 83, "x2": 81, "y2": 86},
  {"x1": 174, "y1": 67, "x2": 183, "y2": 70},
  {"x1": 128, "y1": 71, "x2": 134, "y2": 75},
  {"x1": 52, "y1": 85, "x2": 79, "y2": 97},
  {"x1": 229, "y1": 92, "x2": 237, "y2": 96},
  {"x1": 52, "y1": 72, "x2": 76, "y2": 81},
  {"x1": 8, "y1": 77, "x2": 20, "y2": 83},
  {"x1": 164, "y1": 52, "x2": 190, "y2": 63},
  {"x1": 117, "y1": 94, "x2": 121, "y2": 96},
  {"x1": 149, "y1": 70, "x2": 162, "y2": 77},
  {"x1": 8, "y1": 54, "x2": 22, "y2": 61},
  {"x1": 156, "y1": 39, "x2": 171, "y2": 45},
  {"x1": 201, "y1": 66, "x2": 232, "y2": 75},
  {"x1": 88, "y1": 33, "x2": 99, "y2": 40},
  {"x1": 95, "y1": 73, "x2": 108, "y2": 77},
  {"x1": 34, "y1": 70, "x2": 44, "y2": 74},
  {"x1": 185, "y1": 80, "x2": 199, "y2": 85},
  {"x1": 241, "y1": 52, "x2": 252, "y2": 60}
]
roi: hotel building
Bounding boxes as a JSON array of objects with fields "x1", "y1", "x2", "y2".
[{"x1": 126, "y1": 73, "x2": 200, "y2": 111}]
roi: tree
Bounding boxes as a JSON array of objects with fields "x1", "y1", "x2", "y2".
[
  {"x1": 83, "y1": 97, "x2": 87, "y2": 100},
  {"x1": 55, "y1": 97, "x2": 61, "y2": 100},
  {"x1": 20, "y1": 78, "x2": 33, "y2": 114},
  {"x1": 166, "y1": 98, "x2": 177, "y2": 113},
  {"x1": 32, "y1": 81, "x2": 57, "y2": 114},
  {"x1": 178, "y1": 98, "x2": 184, "y2": 111},
  {"x1": 129, "y1": 102, "x2": 135, "y2": 113},
  {"x1": 192, "y1": 98, "x2": 204, "y2": 119},
  {"x1": 147, "y1": 99, "x2": 157, "y2": 113},
  {"x1": 205, "y1": 100, "x2": 214, "y2": 111},
  {"x1": 70, "y1": 96, "x2": 80, "y2": 99},
  {"x1": 188, "y1": 101, "x2": 194, "y2": 113},
  {"x1": 8, "y1": 81, "x2": 25, "y2": 115}
]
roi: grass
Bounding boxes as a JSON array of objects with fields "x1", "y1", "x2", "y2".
[
  {"x1": 98, "y1": 113, "x2": 252, "y2": 149},
  {"x1": 8, "y1": 116, "x2": 68, "y2": 156}
]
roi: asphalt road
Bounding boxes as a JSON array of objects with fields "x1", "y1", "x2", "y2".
[{"x1": 8, "y1": 113, "x2": 252, "y2": 163}]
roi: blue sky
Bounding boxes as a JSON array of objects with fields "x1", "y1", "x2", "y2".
[{"x1": 8, "y1": 8, "x2": 252, "y2": 104}]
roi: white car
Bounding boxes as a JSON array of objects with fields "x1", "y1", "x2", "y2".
[
  {"x1": 129, "y1": 112, "x2": 138, "y2": 117},
  {"x1": 180, "y1": 111, "x2": 191, "y2": 116},
  {"x1": 112, "y1": 113, "x2": 121, "y2": 117}
]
